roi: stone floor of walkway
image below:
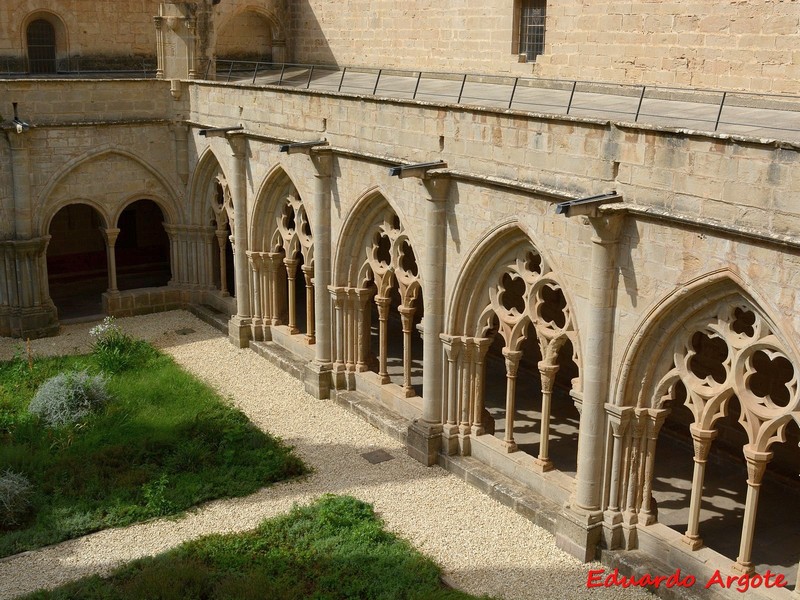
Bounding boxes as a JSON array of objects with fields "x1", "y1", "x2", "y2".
[{"x1": 0, "y1": 311, "x2": 652, "y2": 600}]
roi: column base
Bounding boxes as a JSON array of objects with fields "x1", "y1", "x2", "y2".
[
  {"x1": 0, "y1": 304, "x2": 59, "y2": 339},
  {"x1": 602, "y1": 510, "x2": 624, "y2": 550},
  {"x1": 407, "y1": 420, "x2": 443, "y2": 466},
  {"x1": 731, "y1": 560, "x2": 754, "y2": 575},
  {"x1": 228, "y1": 315, "x2": 252, "y2": 348},
  {"x1": 680, "y1": 534, "x2": 703, "y2": 551},
  {"x1": 441, "y1": 423, "x2": 459, "y2": 456},
  {"x1": 304, "y1": 362, "x2": 332, "y2": 400},
  {"x1": 555, "y1": 505, "x2": 604, "y2": 562},
  {"x1": 532, "y1": 457, "x2": 553, "y2": 473}
]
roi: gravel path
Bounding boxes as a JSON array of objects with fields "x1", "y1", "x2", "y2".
[{"x1": 0, "y1": 311, "x2": 652, "y2": 599}]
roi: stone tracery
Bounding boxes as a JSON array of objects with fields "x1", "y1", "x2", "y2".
[
  {"x1": 618, "y1": 298, "x2": 800, "y2": 574},
  {"x1": 444, "y1": 237, "x2": 580, "y2": 471}
]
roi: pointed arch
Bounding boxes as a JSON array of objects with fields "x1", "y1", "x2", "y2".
[
  {"x1": 214, "y1": 5, "x2": 287, "y2": 62},
  {"x1": 35, "y1": 146, "x2": 181, "y2": 234},
  {"x1": 187, "y1": 146, "x2": 229, "y2": 225}
]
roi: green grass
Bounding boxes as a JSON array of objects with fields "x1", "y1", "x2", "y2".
[
  {"x1": 0, "y1": 342, "x2": 306, "y2": 557},
  {"x1": 21, "y1": 495, "x2": 487, "y2": 600}
]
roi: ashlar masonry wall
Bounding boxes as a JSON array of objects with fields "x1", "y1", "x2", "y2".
[{"x1": 290, "y1": 0, "x2": 800, "y2": 95}]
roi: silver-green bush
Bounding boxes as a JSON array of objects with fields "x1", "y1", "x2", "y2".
[
  {"x1": 0, "y1": 470, "x2": 32, "y2": 527},
  {"x1": 28, "y1": 370, "x2": 110, "y2": 428}
]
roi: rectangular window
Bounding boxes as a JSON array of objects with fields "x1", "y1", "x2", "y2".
[{"x1": 518, "y1": 1, "x2": 546, "y2": 62}]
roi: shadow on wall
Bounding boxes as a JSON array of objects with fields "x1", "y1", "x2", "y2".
[{"x1": 292, "y1": 0, "x2": 337, "y2": 66}]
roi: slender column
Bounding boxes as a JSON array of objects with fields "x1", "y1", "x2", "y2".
[
  {"x1": 470, "y1": 338, "x2": 492, "y2": 435},
  {"x1": 605, "y1": 405, "x2": 634, "y2": 514},
  {"x1": 573, "y1": 214, "x2": 624, "y2": 512},
  {"x1": 311, "y1": 153, "x2": 332, "y2": 365},
  {"x1": 215, "y1": 229, "x2": 228, "y2": 295},
  {"x1": 302, "y1": 265, "x2": 315, "y2": 343},
  {"x1": 624, "y1": 409, "x2": 647, "y2": 518},
  {"x1": 355, "y1": 288, "x2": 373, "y2": 371},
  {"x1": 153, "y1": 16, "x2": 164, "y2": 79},
  {"x1": 228, "y1": 135, "x2": 250, "y2": 318},
  {"x1": 501, "y1": 348, "x2": 522, "y2": 452},
  {"x1": 248, "y1": 252, "x2": 262, "y2": 332},
  {"x1": 682, "y1": 426, "x2": 717, "y2": 550},
  {"x1": 375, "y1": 295, "x2": 391, "y2": 384},
  {"x1": 459, "y1": 342, "x2": 473, "y2": 433},
  {"x1": 284, "y1": 257, "x2": 299, "y2": 334},
  {"x1": 398, "y1": 304, "x2": 417, "y2": 396},
  {"x1": 535, "y1": 361, "x2": 559, "y2": 471},
  {"x1": 638, "y1": 408, "x2": 669, "y2": 524},
  {"x1": 732, "y1": 447, "x2": 772, "y2": 574},
  {"x1": 266, "y1": 253, "x2": 282, "y2": 324},
  {"x1": 102, "y1": 228, "x2": 121, "y2": 293},
  {"x1": 441, "y1": 336, "x2": 462, "y2": 428},
  {"x1": 329, "y1": 287, "x2": 346, "y2": 370}
]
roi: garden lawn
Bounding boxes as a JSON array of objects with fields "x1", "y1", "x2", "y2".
[
  {"x1": 0, "y1": 341, "x2": 306, "y2": 557},
  {"x1": 20, "y1": 495, "x2": 487, "y2": 600}
]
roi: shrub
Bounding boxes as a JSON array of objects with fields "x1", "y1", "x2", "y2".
[
  {"x1": 0, "y1": 470, "x2": 32, "y2": 527},
  {"x1": 28, "y1": 370, "x2": 110, "y2": 428},
  {"x1": 90, "y1": 316, "x2": 151, "y2": 373}
]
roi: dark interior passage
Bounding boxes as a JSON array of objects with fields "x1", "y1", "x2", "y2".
[
  {"x1": 47, "y1": 204, "x2": 107, "y2": 318},
  {"x1": 115, "y1": 199, "x2": 171, "y2": 290}
]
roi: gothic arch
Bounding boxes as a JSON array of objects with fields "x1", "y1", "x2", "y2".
[
  {"x1": 448, "y1": 220, "x2": 582, "y2": 370},
  {"x1": 187, "y1": 146, "x2": 230, "y2": 225},
  {"x1": 248, "y1": 165, "x2": 315, "y2": 341},
  {"x1": 442, "y1": 220, "x2": 582, "y2": 468},
  {"x1": 333, "y1": 186, "x2": 419, "y2": 292},
  {"x1": 606, "y1": 270, "x2": 800, "y2": 575},
  {"x1": 36, "y1": 147, "x2": 180, "y2": 234},
  {"x1": 330, "y1": 188, "x2": 423, "y2": 394}
]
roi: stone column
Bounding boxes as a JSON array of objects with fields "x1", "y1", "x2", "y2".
[
  {"x1": 375, "y1": 295, "x2": 391, "y2": 384},
  {"x1": 304, "y1": 152, "x2": 333, "y2": 399},
  {"x1": 101, "y1": 228, "x2": 121, "y2": 293},
  {"x1": 153, "y1": 16, "x2": 164, "y2": 79},
  {"x1": 399, "y1": 303, "x2": 417, "y2": 397},
  {"x1": 215, "y1": 228, "x2": 229, "y2": 295},
  {"x1": 284, "y1": 257, "x2": 300, "y2": 334},
  {"x1": 329, "y1": 287, "x2": 346, "y2": 372},
  {"x1": 440, "y1": 335, "x2": 462, "y2": 455},
  {"x1": 535, "y1": 361, "x2": 559, "y2": 472},
  {"x1": 470, "y1": 337, "x2": 492, "y2": 435},
  {"x1": 732, "y1": 447, "x2": 773, "y2": 574},
  {"x1": 355, "y1": 288, "x2": 373, "y2": 371},
  {"x1": 557, "y1": 213, "x2": 623, "y2": 562},
  {"x1": 638, "y1": 408, "x2": 669, "y2": 525},
  {"x1": 407, "y1": 176, "x2": 449, "y2": 467},
  {"x1": 227, "y1": 135, "x2": 251, "y2": 347},
  {"x1": 682, "y1": 425, "x2": 718, "y2": 550},
  {"x1": 603, "y1": 404, "x2": 634, "y2": 550},
  {"x1": 501, "y1": 348, "x2": 522, "y2": 452},
  {"x1": 248, "y1": 252, "x2": 263, "y2": 339},
  {"x1": 302, "y1": 264, "x2": 315, "y2": 343}
]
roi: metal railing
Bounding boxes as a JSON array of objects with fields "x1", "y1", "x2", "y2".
[
  {"x1": 2, "y1": 56, "x2": 157, "y2": 79},
  {"x1": 206, "y1": 59, "x2": 800, "y2": 141}
]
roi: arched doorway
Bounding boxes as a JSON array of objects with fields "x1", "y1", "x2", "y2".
[
  {"x1": 115, "y1": 199, "x2": 171, "y2": 290},
  {"x1": 27, "y1": 19, "x2": 56, "y2": 74},
  {"x1": 47, "y1": 204, "x2": 107, "y2": 318}
]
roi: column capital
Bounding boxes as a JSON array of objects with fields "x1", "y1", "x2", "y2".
[
  {"x1": 101, "y1": 227, "x2": 121, "y2": 245},
  {"x1": 227, "y1": 134, "x2": 247, "y2": 159},
  {"x1": 743, "y1": 446, "x2": 772, "y2": 486},
  {"x1": 588, "y1": 213, "x2": 625, "y2": 245},
  {"x1": 422, "y1": 176, "x2": 451, "y2": 203}
]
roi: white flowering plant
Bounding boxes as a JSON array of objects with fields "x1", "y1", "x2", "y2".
[{"x1": 89, "y1": 317, "x2": 148, "y2": 373}]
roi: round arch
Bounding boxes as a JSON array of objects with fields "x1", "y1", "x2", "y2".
[
  {"x1": 20, "y1": 10, "x2": 69, "y2": 72},
  {"x1": 42, "y1": 197, "x2": 110, "y2": 234}
]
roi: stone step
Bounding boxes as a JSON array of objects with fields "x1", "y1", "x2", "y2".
[
  {"x1": 249, "y1": 339, "x2": 308, "y2": 380},
  {"x1": 187, "y1": 304, "x2": 229, "y2": 334},
  {"x1": 332, "y1": 388, "x2": 410, "y2": 444}
]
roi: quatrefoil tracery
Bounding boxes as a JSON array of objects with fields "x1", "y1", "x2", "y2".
[
  {"x1": 652, "y1": 302, "x2": 799, "y2": 452},
  {"x1": 271, "y1": 193, "x2": 314, "y2": 266},
  {"x1": 477, "y1": 248, "x2": 574, "y2": 363},
  {"x1": 362, "y1": 210, "x2": 419, "y2": 304}
]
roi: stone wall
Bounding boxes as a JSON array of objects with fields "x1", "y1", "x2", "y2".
[
  {"x1": 0, "y1": 0, "x2": 162, "y2": 71},
  {"x1": 290, "y1": 0, "x2": 800, "y2": 95}
]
